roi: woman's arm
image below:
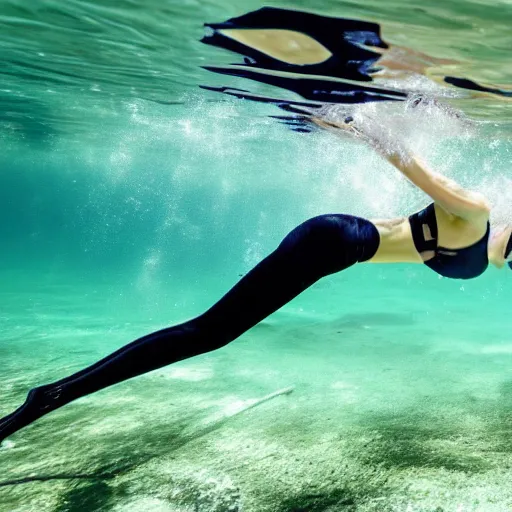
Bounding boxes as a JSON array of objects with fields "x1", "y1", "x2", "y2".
[
  {"x1": 383, "y1": 152, "x2": 490, "y2": 220},
  {"x1": 312, "y1": 116, "x2": 490, "y2": 220}
]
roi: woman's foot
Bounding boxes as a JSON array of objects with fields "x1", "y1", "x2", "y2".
[{"x1": 0, "y1": 385, "x2": 65, "y2": 444}]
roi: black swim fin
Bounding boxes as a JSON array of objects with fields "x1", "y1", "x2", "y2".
[{"x1": 201, "y1": 6, "x2": 386, "y2": 82}]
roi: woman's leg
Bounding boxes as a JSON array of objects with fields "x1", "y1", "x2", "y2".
[{"x1": 0, "y1": 214, "x2": 379, "y2": 442}]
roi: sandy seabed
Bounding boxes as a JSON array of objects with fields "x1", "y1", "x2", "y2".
[{"x1": 1, "y1": 272, "x2": 512, "y2": 511}]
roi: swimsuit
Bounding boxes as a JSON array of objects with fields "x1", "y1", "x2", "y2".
[{"x1": 409, "y1": 203, "x2": 489, "y2": 279}]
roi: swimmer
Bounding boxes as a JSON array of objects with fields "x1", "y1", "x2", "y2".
[{"x1": 1, "y1": 109, "x2": 511, "y2": 445}]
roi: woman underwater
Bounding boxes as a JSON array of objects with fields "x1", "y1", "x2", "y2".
[{"x1": 1, "y1": 106, "x2": 512, "y2": 445}]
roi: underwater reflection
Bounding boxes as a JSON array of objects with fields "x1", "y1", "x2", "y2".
[{"x1": 201, "y1": 6, "x2": 511, "y2": 132}]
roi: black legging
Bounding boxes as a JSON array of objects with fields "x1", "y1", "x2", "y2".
[{"x1": 0, "y1": 213, "x2": 379, "y2": 443}]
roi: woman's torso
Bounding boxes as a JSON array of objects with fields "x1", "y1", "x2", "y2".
[{"x1": 369, "y1": 203, "x2": 490, "y2": 271}]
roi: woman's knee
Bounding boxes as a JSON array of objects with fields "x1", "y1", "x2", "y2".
[{"x1": 191, "y1": 315, "x2": 234, "y2": 352}]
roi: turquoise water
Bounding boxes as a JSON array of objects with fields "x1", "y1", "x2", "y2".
[{"x1": 1, "y1": 1, "x2": 512, "y2": 511}]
